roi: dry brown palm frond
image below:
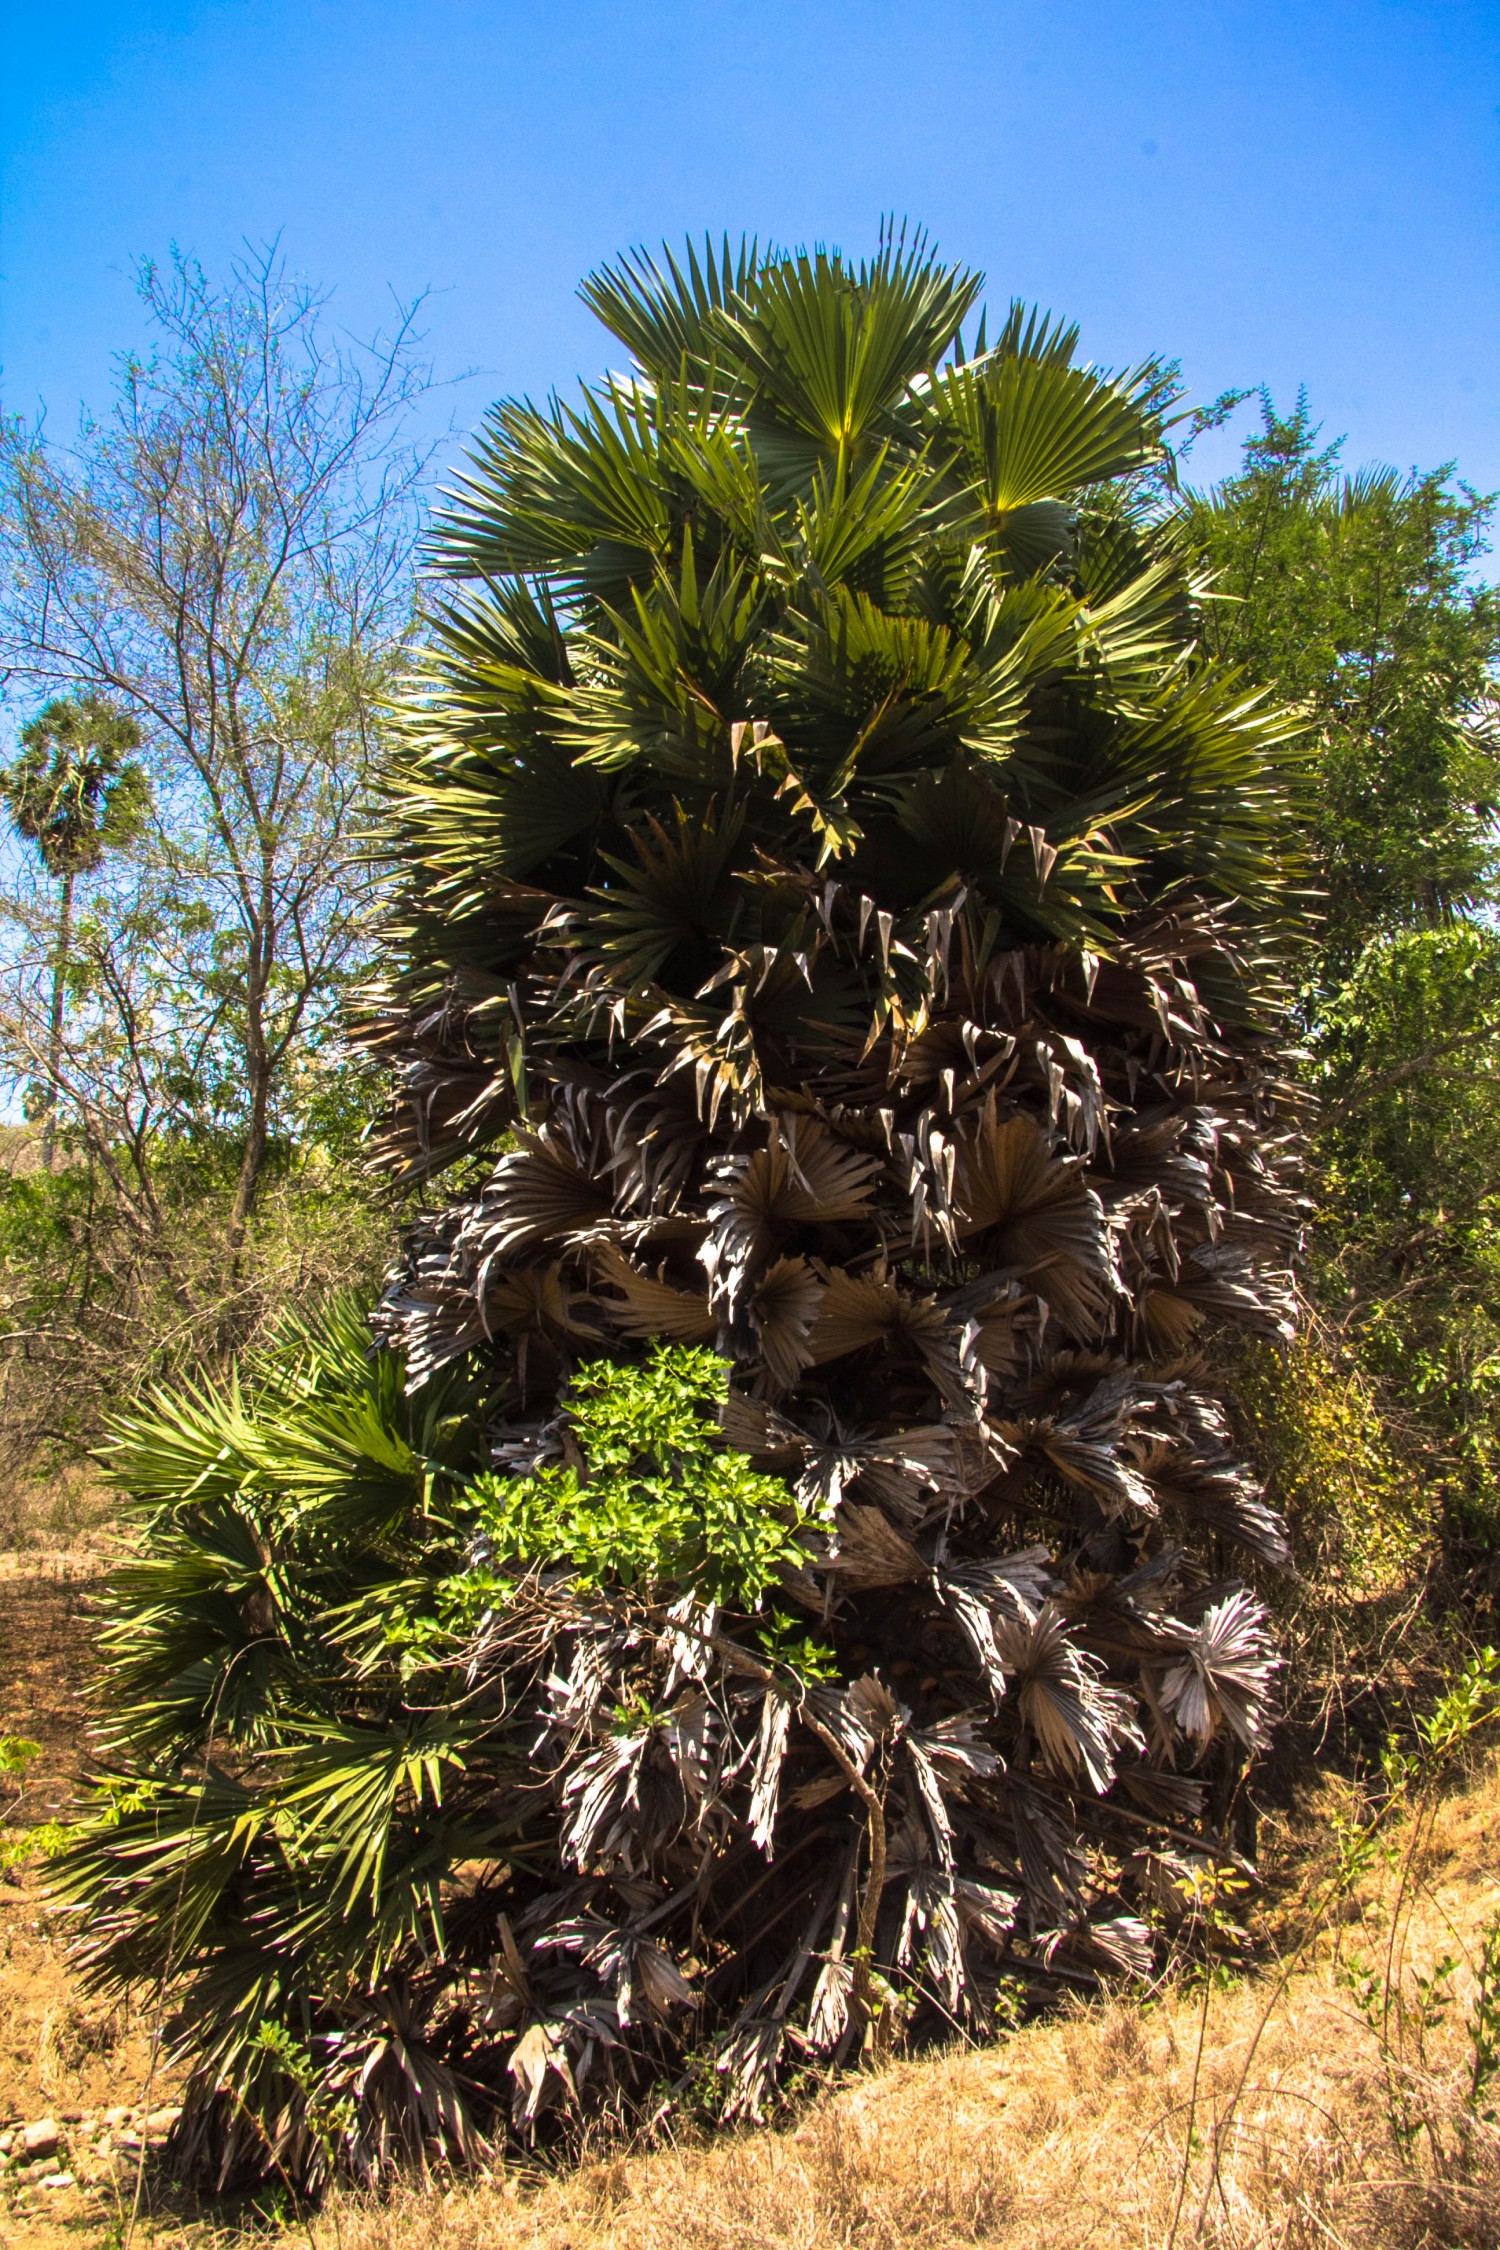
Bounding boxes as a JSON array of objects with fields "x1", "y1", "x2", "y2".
[
  {"x1": 931, "y1": 1548, "x2": 1055, "y2": 1703},
  {"x1": 1157, "y1": 1587, "x2": 1278, "y2": 1749},
  {"x1": 1163, "y1": 1237, "x2": 1297, "y2": 1339},
  {"x1": 748, "y1": 1691, "x2": 793, "y2": 1853},
  {"x1": 595, "y1": 1070, "x2": 710, "y2": 1215},
  {"x1": 1137, "y1": 1435, "x2": 1292, "y2": 1567},
  {"x1": 533, "y1": 1914, "x2": 699, "y2": 2029},
  {"x1": 804, "y1": 1269, "x2": 985, "y2": 1412},
  {"x1": 700, "y1": 1118, "x2": 880, "y2": 1315},
  {"x1": 472, "y1": 1131, "x2": 617, "y2": 1264},
  {"x1": 992, "y1": 1602, "x2": 1145, "y2": 1792},
  {"x1": 748, "y1": 1255, "x2": 823, "y2": 1389},
  {"x1": 996, "y1": 1373, "x2": 1160, "y2": 1519},
  {"x1": 1098, "y1": 1110, "x2": 1215, "y2": 1208},
  {"x1": 590, "y1": 1244, "x2": 717, "y2": 1343},
  {"x1": 950, "y1": 1108, "x2": 1120, "y2": 1334},
  {"x1": 809, "y1": 1502, "x2": 926, "y2": 1589},
  {"x1": 481, "y1": 1262, "x2": 603, "y2": 1344},
  {"x1": 940, "y1": 1272, "x2": 1046, "y2": 1378}
]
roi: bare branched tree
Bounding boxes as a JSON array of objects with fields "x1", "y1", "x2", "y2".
[{"x1": 0, "y1": 242, "x2": 431, "y2": 1240}]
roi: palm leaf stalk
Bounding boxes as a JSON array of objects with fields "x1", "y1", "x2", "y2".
[{"x1": 57, "y1": 229, "x2": 1309, "y2": 2187}]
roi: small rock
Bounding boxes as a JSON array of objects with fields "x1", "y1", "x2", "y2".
[
  {"x1": 58, "y1": 2109, "x2": 83, "y2": 2124},
  {"x1": 0, "y1": 2132, "x2": 13, "y2": 2155},
  {"x1": 102, "y1": 2106, "x2": 131, "y2": 2129},
  {"x1": 22, "y1": 2121, "x2": 59, "y2": 2159},
  {"x1": 144, "y1": 2106, "x2": 180, "y2": 2133},
  {"x1": 40, "y1": 2171, "x2": 75, "y2": 2190}
]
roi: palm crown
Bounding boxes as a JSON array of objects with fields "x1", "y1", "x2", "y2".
[
  {"x1": 64, "y1": 233, "x2": 1306, "y2": 2182},
  {"x1": 2, "y1": 693, "x2": 146, "y2": 879},
  {"x1": 378, "y1": 239, "x2": 1298, "y2": 1212}
]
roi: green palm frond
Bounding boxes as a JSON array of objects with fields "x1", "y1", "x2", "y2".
[
  {"x1": 431, "y1": 381, "x2": 675, "y2": 598},
  {"x1": 567, "y1": 530, "x2": 768, "y2": 778},
  {"x1": 101, "y1": 1371, "x2": 270, "y2": 1509},
  {"x1": 718, "y1": 232, "x2": 980, "y2": 484},
  {"x1": 94, "y1": 1498, "x2": 304, "y2": 1751},
  {"x1": 585, "y1": 801, "x2": 747, "y2": 993},
  {"x1": 989, "y1": 299, "x2": 1082, "y2": 368},
  {"x1": 921, "y1": 355, "x2": 1166, "y2": 562},
  {"x1": 788, "y1": 447, "x2": 933, "y2": 608},
  {"x1": 767, "y1": 585, "x2": 1029, "y2": 782},
  {"x1": 580, "y1": 233, "x2": 763, "y2": 381},
  {"x1": 272, "y1": 1717, "x2": 500, "y2": 1957}
]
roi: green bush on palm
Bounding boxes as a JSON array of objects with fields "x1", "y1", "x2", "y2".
[{"x1": 58, "y1": 230, "x2": 1308, "y2": 2185}]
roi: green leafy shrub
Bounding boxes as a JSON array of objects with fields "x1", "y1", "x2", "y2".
[
  {"x1": 1233, "y1": 1333, "x2": 1434, "y2": 1598},
  {"x1": 469, "y1": 1346, "x2": 810, "y2": 1604},
  {"x1": 1307, "y1": 927, "x2": 1500, "y2": 1548},
  {"x1": 0, "y1": 1734, "x2": 41, "y2": 1780}
]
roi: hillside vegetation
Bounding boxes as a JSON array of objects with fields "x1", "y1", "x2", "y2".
[{"x1": 0, "y1": 231, "x2": 1497, "y2": 2245}]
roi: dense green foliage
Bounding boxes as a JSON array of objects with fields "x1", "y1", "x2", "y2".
[
  {"x1": 1186, "y1": 398, "x2": 1500, "y2": 980},
  {"x1": 60, "y1": 232, "x2": 1309, "y2": 2186},
  {"x1": 1310, "y1": 926, "x2": 1500, "y2": 1536},
  {"x1": 0, "y1": 695, "x2": 148, "y2": 887},
  {"x1": 1187, "y1": 400, "x2": 1500, "y2": 1550},
  {"x1": 463, "y1": 1347, "x2": 813, "y2": 1607}
]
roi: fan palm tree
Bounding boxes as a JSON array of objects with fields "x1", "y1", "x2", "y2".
[
  {"x1": 58, "y1": 231, "x2": 1307, "y2": 2184},
  {"x1": 0, "y1": 694, "x2": 147, "y2": 1164}
]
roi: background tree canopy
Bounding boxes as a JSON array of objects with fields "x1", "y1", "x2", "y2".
[
  {"x1": 0, "y1": 247, "x2": 430, "y2": 1478},
  {"x1": 1185, "y1": 396, "x2": 1500, "y2": 980},
  {"x1": 1186, "y1": 396, "x2": 1500, "y2": 1552}
]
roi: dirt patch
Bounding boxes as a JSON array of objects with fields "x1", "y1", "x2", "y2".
[{"x1": 0, "y1": 1567, "x2": 106, "y2": 1822}]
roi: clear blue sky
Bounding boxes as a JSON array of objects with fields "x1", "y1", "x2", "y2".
[{"x1": 1, "y1": 0, "x2": 1497, "y2": 500}]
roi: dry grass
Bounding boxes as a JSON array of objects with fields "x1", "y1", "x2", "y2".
[
  {"x1": 0, "y1": 1565, "x2": 171, "y2": 2141},
  {"x1": 306, "y1": 1758, "x2": 1500, "y2": 2250},
  {"x1": 0, "y1": 1464, "x2": 116, "y2": 1557}
]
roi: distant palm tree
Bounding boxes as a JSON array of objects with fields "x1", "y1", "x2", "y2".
[{"x1": 0, "y1": 694, "x2": 148, "y2": 1164}]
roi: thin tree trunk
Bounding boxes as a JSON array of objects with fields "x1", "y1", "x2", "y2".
[
  {"x1": 41, "y1": 867, "x2": 74, "y2": 1172},
  {"x1": 227, "y1": 1003, "x2": 271, "y2": 1253}
]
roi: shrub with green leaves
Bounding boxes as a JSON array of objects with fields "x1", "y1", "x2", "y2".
[
  {"x1": 60, "y1": 231, "x2": 1307, "y2": 2187},
  {"x1": 468, "y1": 1347, "x2": 811, "y2": 1604}
]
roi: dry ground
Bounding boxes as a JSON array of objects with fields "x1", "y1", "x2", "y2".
[
  {"x1": 0, "y1": 1560, "x2": 140, "y2": 2124},
  {"x1": 1, "y1": 1554, "x2": 188, "y2": 2250},
  {"x1": 302, "y1": 1756, "x2": 1500, "y2": 2250},
  {"x1": 1, "y1": 1546, "x2": 1498, "y2": 2250}
]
